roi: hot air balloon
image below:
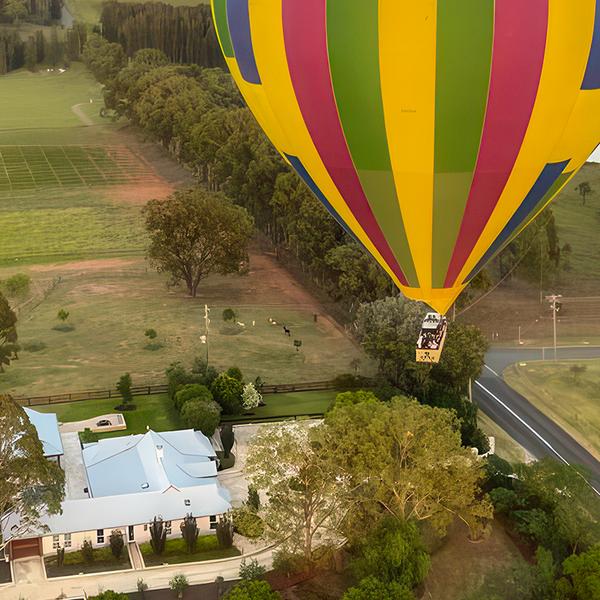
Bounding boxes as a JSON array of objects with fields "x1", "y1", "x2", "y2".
[{"x1": 211, "y1": 0, "x2": 600, "y2": 338}]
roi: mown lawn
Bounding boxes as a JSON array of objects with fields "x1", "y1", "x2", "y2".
[
  {"x1": 34, "y1": 390, "x2": 336, "y2": 437},
  {"x1": 45, "y1": 545, "x2": 131, "y2": 578},
  {"x1": 139, "y1": 536, "x2": 239, "y2": 567},
  {"x1": 504, "y1": 359, "x2": 600, "y2": 459}
]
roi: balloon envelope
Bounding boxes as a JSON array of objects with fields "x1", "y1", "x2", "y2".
[{"x1": 211, "y1": 0, "x2": 600, "y2": 314}]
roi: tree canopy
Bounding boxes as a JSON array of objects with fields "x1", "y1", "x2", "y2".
[
  {"x1": 0, "y1": 395, "x2": 64, "y2": 549},
  {"x1": 0, "y1": 291, "x2": 18, "y2": 372},
  {"x1": 143, "y1": 188, "x2": 254, "y2": 298}
]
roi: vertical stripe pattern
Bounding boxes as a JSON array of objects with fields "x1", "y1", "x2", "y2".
[
  {"x1": 212, "y1": 0, "x2": 600, "y2": 314},
  {"x1": 444, "y1": 0, "x2": 548, "y2": 286}
]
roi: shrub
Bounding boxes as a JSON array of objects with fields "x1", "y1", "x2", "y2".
[
  {"x1": 211, "y1": 374, "x2": 243, "y2": 415},
  {"x1": 231, "y1": 506, "x2": 264, "y2": 539},
  {"x1": 169, "y1": 574, "x2": 189, "y2": 597},
  {"x1": 239, "y1": 558, "x2": 266, "y2": 581},
  {"x1": 117, "y1": 373, "x2": 133, "y2": 406},
  {"x1": 109, "y1": 530, "x2": 124, "y2": 560},
  {"x1": 89, "y1": 592, "x2": 129, "y2": 600},
  {"x1": 272, "y1": 549, "x2": 306, "y2": 577},
  {"x1": 81, "y1": 539, "x2": 94, "y2": 564},
  {"x1": 174, "y1": 384, "x2": 213, "y2": 411},
  {"x1": 220, "y1": 424, "x2": 235, "y2": 459},
  {"x1": 342, "y1": 576, "x2": 414, "y2": 600},
  {"x1": 80, "y1": 428, "x2": 99, "y2": 444},
  {"x1": 180, "y1": 514, "x2": 199, "y2": 554},
  {"x1": 242, "y1": 383, "x2": 262, "y2": 411},
  {"x1": 56, "y1": 546, "x2": 65, "y2": 567},
  {"x1": 181, "y1": 399, "x2": 222, "y2": 436},
  {"x1": 332, "y1": 373, "x2": 373, "y2": 391},
  {"x1": 57, "y1": 308, "x2": 69, "y2": 322},
  {"x1": 216, "y1": 515, "x2": 234, "y2": 549},
  {"x1": 226, "y1": 366, "x2": 243, "y2": 382},
  {"x1": 165, "y1": 362, "x2": 204, "y2": 400},
  {"x1": 328, "y1": 390, "x2": 380, "y2": 412},
  {"x1": 144, "y1": 328, "x2": 157, "y2": 340},
  {"x1": 224, "y1": 580, "x2": 280, "y2": 600}
]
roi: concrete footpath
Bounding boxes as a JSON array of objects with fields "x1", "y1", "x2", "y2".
[{"x1": 1, "y1": 546, "x2": 274, "y2": 600}]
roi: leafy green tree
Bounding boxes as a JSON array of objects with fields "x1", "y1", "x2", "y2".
[
  {"x1": 81, "y1": 539, "x2": 94, "y2": 563},
  {"x1": 0, "y1": 395, "x2": 64, "y2": 551},
  {"x1": 226, "y1": 366, "x2": 243, "y2": 382},
  {"x1": 239, "y1": 558, "x2": 266, "y2": 581},
  {"x1": 180, "y1": 513, "x2": 199, "y2": 554},
  {"x1": 558, "y1": 544, "x2": 600, "y2": 600},
  {"x1": 576, "y1": 181, "x2": 593, "y2": 206},
  {"x1": 180, "y1": 399, "x2": 221, "y2": 437},
  {"x1": 144, "y1": 328, "x2": 157, "y2": 341},
  {"x1": 47, "y1": 26, "x2": 63, "y2": 67},
  {"x1": 224, "y1": 580, "x2": 280, "y2": 600},
  {"x1": 109, "y1": 529, "x2": 124, "y2": 559},
  {"x1": 321, "y1": 397, "x2": 492, "y2": 538},
  {"x1": 143, "y1": 189, "x2": 254, "y2": 298},
  {"x1": 0, "y1": 292, "x2": 18, "y2": 372},
  {"x1": 82, "y1": 33, "x2": 126, "y2": 83},
  {"x1": 174, "y1": 383, "x2": 213, "y2": 411},
  {"x1": 343, "y1": 576, "x2": 414, "y2": 600},
  {"x1": 211, "y1": 373, "x2": 244, "y2": 415},
  {"x1": 89, "y1": 591, "x2": 129, "y2": 600},
  {"x1": 223, "y1": 308, "x2": 237, "y2": 322},
  {"x1": 350, "y1": 518, "x2": 429, "y2": 589},
  {"x1": 216, "y1": 514, "x2": 234, "y2": 549},
  {"x1": 117, "y1": 373, "x2": 133, "y2": 407},
  {"x1": 246, "y1": 423, "x2": 353, "y2": 567},
  {"x1": 132, "y1": 48, "x2": 169, "y2": 67},
  {"x1": 327, "y1": 390, "x2": 380, "y2": 412}
]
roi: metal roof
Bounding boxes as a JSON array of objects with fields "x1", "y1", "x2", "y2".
[
  {"x1": 82, "y1": 429, "x2": 218, "y2": 498},
  {"x1": 24, "y1": 408, "x2": 64, "y2": 457},
  {"x1": 2, "y1": 482, "x2": 231, "y2": 540}
]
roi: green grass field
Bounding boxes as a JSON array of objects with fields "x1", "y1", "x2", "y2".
[
  {"x1": 0, "y1": 258, "x2": 367, "y2": 395},
  {"x1": 33, "y1": 390, "x2": 336, "y2": 438},
  {"x1": 504, "y1": 359, "x2": 600, "y2": 460}
]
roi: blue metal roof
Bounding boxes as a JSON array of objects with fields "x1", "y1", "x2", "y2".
[{"x1": 24, "y1": 408, "x2": 64, "y2": 457}]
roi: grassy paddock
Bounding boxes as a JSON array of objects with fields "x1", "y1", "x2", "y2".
[
  {"x1": 139, "y1": 536, "x2": 239, "y2": 566},
  {"x1": 504, "y1": 360, "x2": 600, "y2": 459}
]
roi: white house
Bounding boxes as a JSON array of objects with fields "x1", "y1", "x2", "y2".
[{"x1": 3, "y1": 426, "x2": 231, "y2": 561}]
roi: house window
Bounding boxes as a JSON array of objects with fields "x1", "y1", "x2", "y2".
[
  {"x1": 143, "y1": 524, "x2": 148, "y2": 532},
  {"x1": 97, "y1": 529, "x2": 104, "y2": 544},
  {"x1": 64, "y1": 533, "x2": 72, "y2": 548},
  {"x1": 52, "y1": 535, "x2": 60, "y2": 549},
  {"x1": 165, "y1": 521, "x2": 172, "y2": 535},
  {"x1": 209, "y1": 515, "x2": 217, "y2": 530}
]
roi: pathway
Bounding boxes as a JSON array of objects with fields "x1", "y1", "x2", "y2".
[
  {"x1": 128, "y1": 541, "x2": 144, "y2": 570},
  {"x1": 60, "y1": 431, "x2": 89, "y2": 500},
  {"x1": 2, "y1": 546, "x2": 274, "y2": 600},
  {"x1": 71, "y1": 103, "x2": 95, "y2": 127},
  {"x1": 12, "y1": 557, "x2": 45, "y2": 586}
]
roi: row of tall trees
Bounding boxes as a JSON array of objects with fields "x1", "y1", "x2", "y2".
[
  {"x1": 0, "y1": 22, "x2": 84, "y2": 74},
  {"x1": 0, "y1": 0, "x2": 61, "y2": 25},
  {"x1": 100, "y1": 2, "x2": 224, "y2": 67}
]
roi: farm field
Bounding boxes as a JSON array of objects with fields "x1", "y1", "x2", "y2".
[
  {"x1": 0, "y1": 253, "x2": 368, "y2": 395},
  {"x1": 504, "y1": 359, "x2": 600, "y2": 460},
  {"x1": 33, "y1": 390, "x2": 337, "y2": 438}
]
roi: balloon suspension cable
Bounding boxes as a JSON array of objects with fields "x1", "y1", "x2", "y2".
[{"x1": 456, "y1": 215, "x2": 553, "y2": 318}]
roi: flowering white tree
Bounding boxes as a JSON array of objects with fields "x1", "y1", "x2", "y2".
[
  {"x1": 245, "y1": 423, "x2": 353, "y2": 566},
  {"x1": 242, "y1": 382, "x2": 262, "y2": 411}
]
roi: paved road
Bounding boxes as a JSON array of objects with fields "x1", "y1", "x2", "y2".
[{"x1": 476, "y1": 346, "x2": 600, "y2": 492}]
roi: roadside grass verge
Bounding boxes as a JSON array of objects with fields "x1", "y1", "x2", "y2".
[
  {"x1": 504, "y1": 359, "x2": 600, "y2": 460},
  {"x1": 477, "y1": 411, "x2": 527, "y2": 464}
]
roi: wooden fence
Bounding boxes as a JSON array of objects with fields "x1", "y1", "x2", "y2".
[{"x1": 14, "y1": 380, "x2": 337, "y2": 407}]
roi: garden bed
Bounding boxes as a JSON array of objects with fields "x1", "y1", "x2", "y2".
[
  {"x1": 139, "y1": 536, "x2": 240, "y2": 566},
  {"x1": 44, "y1": 547, "x2": 131, "y2": 578}
]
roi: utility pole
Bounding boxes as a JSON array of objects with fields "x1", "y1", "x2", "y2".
[{"x1": 545, "y1": 294, "x2": 562, "y2": 361}]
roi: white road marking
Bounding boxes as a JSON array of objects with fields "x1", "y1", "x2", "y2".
[
  {"x1": 475, "y1": 380, "x2": 600, "y2": 496},
  {"x1": 484, "y1": 364, "x2": 499, "y2": 377}
]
